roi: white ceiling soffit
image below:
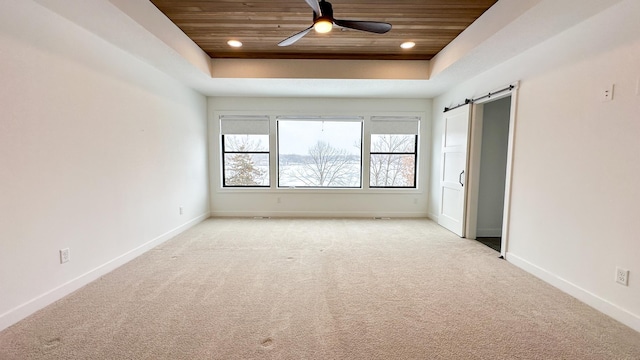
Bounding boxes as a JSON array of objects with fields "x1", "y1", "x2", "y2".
[
  {"x1": 31, "y1": 0, "x2": 215, "y2": 90},
  {"x1": 429, "y1": 0, "x2": 626, "y2": 87},
  {"x1": 32, "y1": 0, "x2": 625, "y2": 98}
]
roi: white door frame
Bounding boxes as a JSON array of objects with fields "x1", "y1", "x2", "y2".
[{"x1": 465, "y1": 83, "x2": 519, "y2": 258}]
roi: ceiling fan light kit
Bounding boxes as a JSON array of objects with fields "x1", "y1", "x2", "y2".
[
  {"x1": 314, "y1": 18, "x2": 333, "y2": 33},
  {"x1": 278, "y1": 0, "x2": 392, "y2": 47}
]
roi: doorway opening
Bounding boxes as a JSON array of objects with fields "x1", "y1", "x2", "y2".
[{"x1": 466, "y1": 95, "x2": 513, "y2": 255}]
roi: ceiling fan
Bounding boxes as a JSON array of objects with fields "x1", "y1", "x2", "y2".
[{"x1": 278, "y1": 0, "x2": 392, "y2": 47}]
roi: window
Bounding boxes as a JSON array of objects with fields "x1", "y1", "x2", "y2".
[
  {"x1": 221, "y1": 116, "x2": 270, "y2": 187},
  {"x1": 218, "y1": 114, "x2": 420, "y2": 190},
  {"x1": 277, "y1": 118, "x2": 362, "y2": 188},
  {"x1": 369, "y1": 117, "x2": 419, "y2": 188}
]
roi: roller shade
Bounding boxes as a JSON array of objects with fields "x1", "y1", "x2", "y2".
[
  {"x1": 370, "y1": 116, "x2": 420, "y2": 135},
  {"x1": 220, "y1": 115, "x2": 270, "y2": 135}
]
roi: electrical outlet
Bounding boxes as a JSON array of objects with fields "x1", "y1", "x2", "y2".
[
  {"x1": 60, "y1": 248, "x2": 70, "y2": 264},
  {"x1": 615, "y1": 267, "x2": 629, "y2": 286},
  {"x1": 601, "y1": 84, "x2": 614, "y2": 102},
  {"x1": 179, "y1": 206, "x2": 183, "y2": 215}
]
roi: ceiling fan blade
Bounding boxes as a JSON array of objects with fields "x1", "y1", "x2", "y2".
[
  {"x1": 304, "y1": 0, "x2": 322, "y2": 16},
  {"x1": 334, "y1": 19, "x2": 392, "y2": 34},
  {"x1": 278, "y1": 26, "x2": 314, "y2": 47}
]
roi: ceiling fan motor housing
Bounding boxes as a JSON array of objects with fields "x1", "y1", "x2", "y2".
[{"x1": 314, "y1": 0, "x2": 334, "y2": 23}]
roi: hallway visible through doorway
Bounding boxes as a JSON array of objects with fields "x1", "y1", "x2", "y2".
[
  {"x1": 476, "y1": 237, "x2": 501, "y2": 252},
  {"x1": 469, "y1": 95, "x2": 512, "y2": 255}
]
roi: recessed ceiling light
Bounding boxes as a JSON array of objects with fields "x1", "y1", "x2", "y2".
[
  {"x1": 400, "y1": 41, "x2": 415, "y2": 49},
  {"x1": 227, "y1": 40, "x2": 243, "y2": 48}
]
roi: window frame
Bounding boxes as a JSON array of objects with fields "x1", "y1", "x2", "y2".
[
  {"x1": 219, "y1": 112, "x2": 272, "y2": 189},
  {"x1": 221, "y1": 134, "x2": 271, "y2": 188},
  {"x1": 369, "y1": 134, "x2": 418, "y2": 189},
  {"x1": 276, "y1": 118, "x2": 364, "y2": 189},
  {"x1": 214, "y1": 112, "x2": 423, "y2": 193}
]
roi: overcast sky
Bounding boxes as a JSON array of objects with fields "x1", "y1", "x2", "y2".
[{"x1": 278, "y1": 120, "x2": 362, "y2": 155}]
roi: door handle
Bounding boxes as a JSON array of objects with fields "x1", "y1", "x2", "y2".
[{"x1": 459, "y1": 170, "x2": 465, "y2": 187}]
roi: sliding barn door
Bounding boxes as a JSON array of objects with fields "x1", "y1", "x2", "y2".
[{"x1": 438, "y1": 105, "x2": 471, "y2": 237}]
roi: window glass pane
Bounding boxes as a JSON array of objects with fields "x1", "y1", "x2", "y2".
[
  {"x1": 224, "y1": 153, "x2": 269, "y2": 186},
  {"x1": 224, "y1": 134, "x2": 269, "y2": 152},
  {"x1": 371, "y1": 134, "x2": 415, "y2": 153},
  {"x1": 370, "y1": 154, "x2": 416, "y2": 187},
  {"x1": 278, "y1": 120, "x2": 362, "y2": 187}
]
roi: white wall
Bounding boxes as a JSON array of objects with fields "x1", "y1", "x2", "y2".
[
  {"x1": 429, "y1": 0, "x2": 640, "y2": 331},
  {"x1": 208, "y1": 97, "x2": 431, "y2": 217},
  {"x1": 476, "y1": 97, "x2": 511, "y2": 237},
  {"x1": 0, "y1": 1, "x2": 209, "y2": 330}
]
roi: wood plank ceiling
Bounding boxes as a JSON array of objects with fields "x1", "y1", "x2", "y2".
[{"x1": 149, "y1": 0, "x2": 498, "y2": 60}]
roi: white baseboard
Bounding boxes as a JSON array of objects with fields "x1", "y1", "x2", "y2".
[
  {"x1": 427, "y1": 212, "x2": 438, "y2": 222},
  {"x1": 0, "y1": 212, "x2": 210, "y2": 332},
  {"x1": 211, "y1": 210, "x2": 428, "y2": 218},
  {"x1": 507, "y1": 252, "x2": 640, "y2": 333}
]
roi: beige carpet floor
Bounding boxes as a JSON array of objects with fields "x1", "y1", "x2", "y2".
[{"x1": 1, "y1": 218, "x2": 639, "y2": 359}]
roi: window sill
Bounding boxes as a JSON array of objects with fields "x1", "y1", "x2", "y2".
[{"x1": 216, "y1": 187, "x2": 421, "y2": 195}]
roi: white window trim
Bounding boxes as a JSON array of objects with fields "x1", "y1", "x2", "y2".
[{"x1": 211, "y1": 111, "x2": 425, "y2": 194}]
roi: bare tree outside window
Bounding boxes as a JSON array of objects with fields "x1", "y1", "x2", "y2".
[
  {"x1": 370, "y1": 134, "x2": 416, "y2": 187},
  {"x1": 278, "y1": 120, "x2": 362, "y2": 187},
  {"x1": 287, "y1": 141, "x2": 358, "y2": 186}
]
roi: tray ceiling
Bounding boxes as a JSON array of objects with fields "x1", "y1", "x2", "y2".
[{"x1": 149, "y1": 0, "x2": 497, "y2": 60}]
